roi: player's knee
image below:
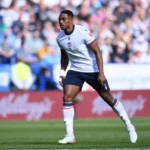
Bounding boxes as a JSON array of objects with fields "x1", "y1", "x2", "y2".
[{"x1": 63, "y1": 94, "x2": 73, "y2": 102}]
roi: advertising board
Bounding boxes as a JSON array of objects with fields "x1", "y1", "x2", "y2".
[{"x1": 0, "y1": 90, "x2": 149, "y2": 121}]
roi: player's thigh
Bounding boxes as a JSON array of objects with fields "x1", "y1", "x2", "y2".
[
  {"x1": 63, "y1": 70, "x2": 84, "y2": 102},
  {"x1": 63, "y1": 70, "x2": 84, "y2": 89},
  {"x1": 83, "y1": 73, "x2": 114, "y2": 105},
  {"x1": 63, "y1": 84, "x2": 81, "y2": 102},
  {"x1": 84, "y1": 72, "x2": 110, "y2": 93}
]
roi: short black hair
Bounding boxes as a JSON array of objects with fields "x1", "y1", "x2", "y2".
[{"x1": 60, "y1": 10, "x2": 74, "y2": 18}]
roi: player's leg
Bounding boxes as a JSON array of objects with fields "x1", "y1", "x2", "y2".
[
  {"x1": 58, "y1": 70, "x2": 84, "y2": 144},
  {"x1": 98, "y1": 90, "x2": 137, "y2": 143},
  {"x1": 85, "y1": 73, "x2": 137, "y2": 143}
]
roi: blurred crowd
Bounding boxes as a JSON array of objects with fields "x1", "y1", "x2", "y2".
[
  {"x1": 0, "y1": 0, "x2": 150, "y2": 65},
  {"x1": 0, "y1": 0, "x2": 150, "y2": 91}
]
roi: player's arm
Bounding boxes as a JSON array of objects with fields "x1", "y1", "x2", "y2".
[
  {"x1": 60, "y1": 49, "x2": 69, "y2": 71},
  {"x1": 59, "y1": 49, "x2": 69, "y2": 85},
  {"x1": 82, "y1": 27, "x2": 106, "y2": 85},
  {"x1": 88, "y1": 40, "x2": 106, "y2": 85}
]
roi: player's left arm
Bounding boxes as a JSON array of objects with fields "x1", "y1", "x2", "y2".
[
  {"x1": 82, "y1": 27, "x2": 106, "y2": 85},
  {"x1": 88, "y1": 40, "x2": 106, "y2": 85}
]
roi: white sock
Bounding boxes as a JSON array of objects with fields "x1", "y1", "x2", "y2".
[
  {"x1": 63, "y1": 102, "x2": 74, "y2": 137},
  {"x1": 112, "y1": 99, "x2": 131, "y2": 126}
]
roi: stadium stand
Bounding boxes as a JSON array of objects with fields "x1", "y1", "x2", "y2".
[{"x1": 0, "y1": 0, "x2": 149, "y2": 91}]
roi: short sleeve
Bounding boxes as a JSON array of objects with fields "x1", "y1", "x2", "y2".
[{"x1": 82, "y1": 28, "x2": 96, "y2": 45}]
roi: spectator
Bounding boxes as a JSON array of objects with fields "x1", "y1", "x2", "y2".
[
  {"x1": 24, "y1": 30, "x2": 43, "y2": 55},
  {"x1": 35, "y1": 67, "x2": 59, "y2": 91},
  {"x1": 0, "y1": 35, "x2": 16, "y2": 64},
  {"x1": 99, "y1": 19, "x2": 115, "y2": 44},
  {"x1": 131, "y1": 32, "x2": 150, "y2": 63},
  {"x1": 37, "y1": 40, "x2": 59, "y2": 66},
  {"x1": 11, "y1": 58, "x2": 35, "y2": 91},
  {"x1": 100, "y1": 37, "x2": 113, "y2": 63},
  {"x1": 113, "y1": 5, "x2": 126, "y2": 24},
  {"x1": 16, "y1": 44, "x2": 38, "y2": 64},
  {"x1": 77, "y1": 0, "x2": 91, "y2": 21},
  {"x1": 125, "y1": 2, "x2": 134, "y2": 19},
  {"x1": 110, "y1": 41, "x2": 128, "y2": 63}
]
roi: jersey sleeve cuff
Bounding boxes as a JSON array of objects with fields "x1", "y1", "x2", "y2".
[{"x1": 87, "y1": 39, "x2": 96, "y2": 45}]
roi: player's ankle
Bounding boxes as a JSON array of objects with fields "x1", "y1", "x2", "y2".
[{"x1": 66, "y1": 134, "x2": 74, "y2": 138}]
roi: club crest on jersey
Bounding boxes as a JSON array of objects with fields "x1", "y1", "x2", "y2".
[{"x1": 67, "y1": 42, "x2": 71, "y2": 49}]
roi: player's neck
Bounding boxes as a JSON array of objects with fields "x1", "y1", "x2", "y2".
[{"x1": 65, "y1": 25, "x2": 75, "y2": 35}]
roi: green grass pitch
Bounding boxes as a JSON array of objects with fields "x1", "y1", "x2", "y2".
[{"x1": 0, "y1": 118, "x2": 150, "y2": 150}]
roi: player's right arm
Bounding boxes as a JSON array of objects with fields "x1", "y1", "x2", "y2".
[
  {"x1": 59, "y1": 49, "x2": 69, "y2": 86},
  {"x1": 60, "y1": 49, "x2": 69, "y2": 71}
]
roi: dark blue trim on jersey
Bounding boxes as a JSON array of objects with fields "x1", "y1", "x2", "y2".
[
  {"x1": 63, "y1": 102, "x2": 73, "y2": 106},
  {"x1": 65, "y1": 25, "x2": 75, "y2": 35}
]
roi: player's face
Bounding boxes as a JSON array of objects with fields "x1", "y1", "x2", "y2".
[{"x1": 58, "y1": 13, "x2": 72, "y2": 30}]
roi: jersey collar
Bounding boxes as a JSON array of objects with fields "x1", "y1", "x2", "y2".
[{"x1": 65, "y1": 25, "x2": 75, "y2": 35}]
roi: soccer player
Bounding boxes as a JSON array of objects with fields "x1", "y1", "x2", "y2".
[{"x1": 56, "y1": 10, "x2": 137, "y2": 144}]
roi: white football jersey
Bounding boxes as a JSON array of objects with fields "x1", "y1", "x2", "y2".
[{"x1": 57, "y1": 25, "x2": 99, "y2": 72}]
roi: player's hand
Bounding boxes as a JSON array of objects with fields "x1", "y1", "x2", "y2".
[
  {"x1": 98, "y1": 74, "x2": 106, "y2": 86},
  {"x1": 59, "y1": 69, "x2": 65, "y2": 86},
  {"x1": 59, "y1": 75, "x2": 65, "y2": 86}
]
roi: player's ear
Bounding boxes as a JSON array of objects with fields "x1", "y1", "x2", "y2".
[{"x1": 69, "y1": 16, "x2": 73, "y2": 22}]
